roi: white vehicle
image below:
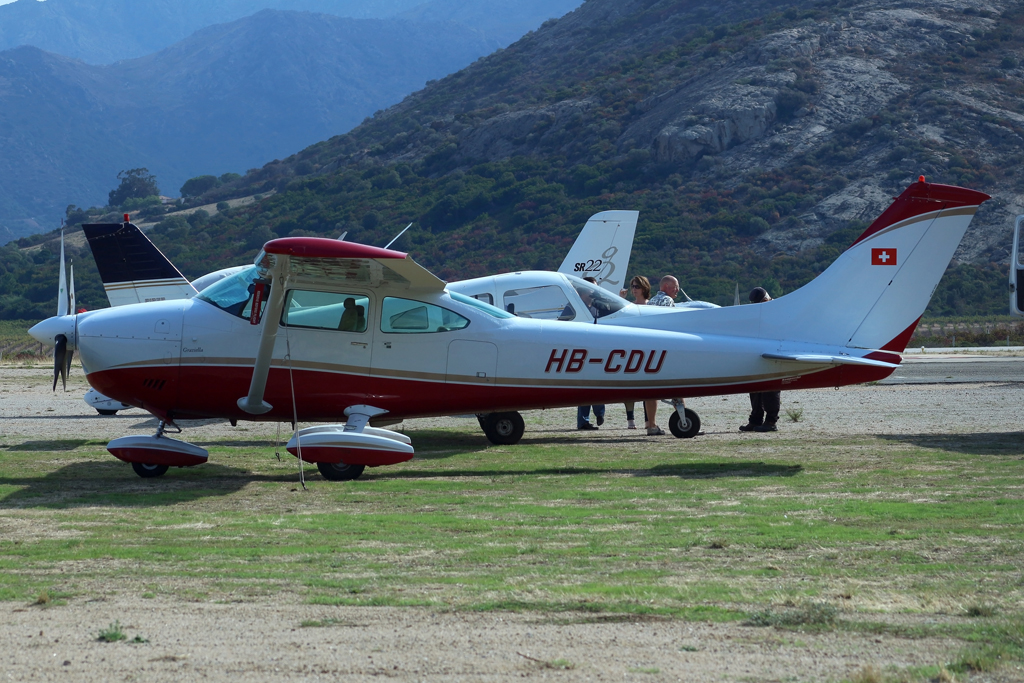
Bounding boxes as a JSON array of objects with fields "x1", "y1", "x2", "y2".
[
  {"x1": 1011, "y1": 215, "x2": 1024, "y2": 317},
  {"x1": 29, "y1": 179, "x2": 990, "y2": 480}
]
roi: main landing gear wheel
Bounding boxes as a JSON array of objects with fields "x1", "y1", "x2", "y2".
[
  {"x1": 96, "y1": 409, "x2": 118, "y2": 416},
  {"x1": 481, "y1": 411, "x2": 525, "y2": 445},
  {"x1": 669, "y1": 408, "x2": 701, "y2": 439},
  {"x1": 132, "y1": 462, "x2": 169, "y2": 478},
  {"x1": 316, "y1": 461, "x2": 366, "y2": 481}
]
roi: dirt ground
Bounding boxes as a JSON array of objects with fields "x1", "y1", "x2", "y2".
[{"x1": 2, "y1": 357, "x2": 1023, "y2": 682}]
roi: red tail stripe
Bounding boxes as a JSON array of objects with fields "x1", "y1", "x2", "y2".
[{"x1": 850, "y1": 181, "x2": 990, "y2": 248}]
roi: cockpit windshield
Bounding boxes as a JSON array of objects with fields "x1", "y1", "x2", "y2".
[
  {"x1": 566, "y1": 275, "x2": 629, "y2": 319},
  {"x1": 195, "y1": 265, "x2": 263, "y2": 319}
]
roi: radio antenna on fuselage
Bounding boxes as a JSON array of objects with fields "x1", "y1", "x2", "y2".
[{"x1": 384, "y1": 223, "x2": 413, "y2": 249}]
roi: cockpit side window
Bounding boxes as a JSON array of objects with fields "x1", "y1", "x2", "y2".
[
  {"x1": 503, "y1": 285, "x2": 574, "y2": 320},
  {"x1": 381, "y1": 297, "x2": 469, "y2": 333},
  {"x1": 566, "y1": 275, "x2": 628, "y2": 318},
  {"x1": 282, "y1": 290, "x2": 370, "y2": 332}
]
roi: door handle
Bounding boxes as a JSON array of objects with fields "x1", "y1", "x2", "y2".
[{"x1": 351, "y1": 341, "x2": 368, "y2": 348}]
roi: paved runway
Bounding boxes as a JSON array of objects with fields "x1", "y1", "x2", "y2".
[{"x1": 882, "y1": 354, "x2": 1024, "y2": 384}]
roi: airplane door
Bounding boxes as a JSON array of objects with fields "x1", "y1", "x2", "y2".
[
  {"x1": 279, "y1": 289, "x2": 374, "y2": 378},
  {"x1": 371, "y1": 296, "x2": 466, "y2": 397},
  {"x1": 446, "y1": 340, "x2": 497, "y2": 385},
  {"x1": 1012, "y1": 216, "x2": 1024, "y2": 317}
]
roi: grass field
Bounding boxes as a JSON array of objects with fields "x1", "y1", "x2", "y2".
[{"x1": 1, "y1": 420, "x2": 1023, "y2": 679}]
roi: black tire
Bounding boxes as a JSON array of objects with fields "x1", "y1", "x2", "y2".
[
  {"x1": 317, "y1": 461, "x2": 366, "y2": 481},
  {"x1": 482, "y1": 411, "x2": 525, "y2": 445},
  {"x1": 669, "y1": 408, "x2": 701, "y2": 439},
  {"x1": 132, "y1": 462, "x2": 169, "y2": 478},
  {"x1": 476, "y1": 414, "x2": 487, "y2": 430},
  {"x1": 96, "y1": 409, "x2": 118, "y2": 416}
]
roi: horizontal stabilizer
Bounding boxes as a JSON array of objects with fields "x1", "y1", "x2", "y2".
[{"x1": 762, "y1": 353, "x2": 898, "y2": 369}]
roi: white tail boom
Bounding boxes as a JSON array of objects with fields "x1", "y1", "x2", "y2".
[{"x1": 620, "y1": 179, "x2": 990, "y2": 353}]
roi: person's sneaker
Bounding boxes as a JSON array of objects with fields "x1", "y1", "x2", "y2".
[
  {"x1": 738, "y1": 423, "x2": 758, "y2": 432},
  {"x1": 753, "y1": 423, "x2": 777, "y2": 432},
  {"x1": 646, "y1": 426, "x2": 665, "y2": 436},
  {"x1": 627, "y1": 419, "x2": 636, "y2": 429},
  {"x1": 596, "y1": 414, "x2": 604, "y2": 426},
  {"x1": 578, "y1": 422, "x2": 598, "y2": 430}
]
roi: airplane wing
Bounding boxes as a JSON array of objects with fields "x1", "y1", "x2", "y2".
[
  {"x1": 238, "y1": 238, "x2": 445, "y2": 415},
  {"x1": 83, "y1": 221, "x2": 197, "y2": 306},
  {"x1": 762, "y1": 353, "x2": 899, "y2": 369},
  {"x1": 267, "y1": 237, "x2": 446, "y2": 291},
  {"x1": 557, "y1": 210, "x2": 638, "y2": 294}
]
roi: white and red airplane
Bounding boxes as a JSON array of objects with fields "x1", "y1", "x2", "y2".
[{"x1": 29, "y1": 179, "x2": 988, "y2": 481}]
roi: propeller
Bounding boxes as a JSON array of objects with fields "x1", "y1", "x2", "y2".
[
  {"x1": 65, "y1": 259, "x2": 75, "y2": 379},
  {"x1": 53, "y1": 334, "x2": 68, "y2": 392},
  {"x1": 50, "y1": 231, "x2": 73, "y2": 392}
]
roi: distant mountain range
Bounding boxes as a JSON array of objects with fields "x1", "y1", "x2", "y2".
[
  {"x1": 0, "y1": 0, "x2": 583, "y2": 64},
  {"x1": 0, "y1": 0, "x2": 427, "y2": 64},
  {"x1": 0, "y1": 0, "x2": 583, "y2": 241},
  {"x1": 0, "y1": 10, "x2": 494, "y2": 242}
]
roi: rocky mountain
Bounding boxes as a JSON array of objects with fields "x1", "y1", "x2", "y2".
[
  {"x1": 240, "y1": 0, "x2": 1022, "y2": 268},
  {"x1": 0, "y1": 10, "x2": 496, "y2": 241},
  {"x1": 3, "y1": 0, "x2": 1022, "y2": 320}
]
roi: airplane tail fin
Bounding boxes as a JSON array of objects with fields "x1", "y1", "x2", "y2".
[
  {"x1": 759, "y1": 178, "x2": 990, "y2": 352},
  {"x1": 83, "y1": 220, "x2": 197, "y2": 307},
  {"x1": 557, "y1": 210, "x2": 638, "y2": 294}
]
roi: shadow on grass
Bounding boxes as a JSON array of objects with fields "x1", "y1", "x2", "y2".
[
  {"x1": 367, "y1": 461, "x2": 802, "y2": 481},
  {"x1": 878, "y1": 432, "x2": 1024, "y2": 456},
  {"x1": 2, "y1": 439, "x2": 95, "y2": 452},
  {"x1": 0, "y1": 455, "x2": 802, "y2": 508},
  {"x1": 0, "y1": 461, "x2": 289, "y2": 509}
]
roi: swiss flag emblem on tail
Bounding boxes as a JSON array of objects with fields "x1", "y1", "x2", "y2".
[{"x1": 871, "y1": 248, "x2": 897, "y2": 265}]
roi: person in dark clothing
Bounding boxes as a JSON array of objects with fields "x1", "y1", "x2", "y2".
[
  {"x1": 576, "y1": 277, "x2": 606, "y2": 430},
  {"x1": 740, "y1": 287, "x2": 782, "y2": 432}
]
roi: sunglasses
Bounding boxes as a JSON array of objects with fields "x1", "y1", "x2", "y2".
[{"x1": 630, "y1": 284, "x2": 643, "y2": 289}]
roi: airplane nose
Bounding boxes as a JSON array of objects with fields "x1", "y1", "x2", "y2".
[{"x1": 29, "y1": 316, "x2": 75, "y2": 347}]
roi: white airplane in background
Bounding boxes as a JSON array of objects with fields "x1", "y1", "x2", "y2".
[
  {"x1": 1011, "y1": 215, "x2": 1023, "y2": 317},
  {"x1": 73, "y1": 210, "x2": 642, "y2": 417},
  {"x1": 29, "y1": 179, "x2": 989, "y2": 481}
]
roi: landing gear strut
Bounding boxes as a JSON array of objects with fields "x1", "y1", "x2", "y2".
[{"x1": 479, "y1": 411, "x2": 525, "y2": 445}]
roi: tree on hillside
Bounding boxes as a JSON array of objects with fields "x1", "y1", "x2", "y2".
[
  {"x1": 108, "y1": 168, "x2": 159, "y2": 207},
  {"x1": 180, "y1": 175, "x2": 220, "y2": 198}
]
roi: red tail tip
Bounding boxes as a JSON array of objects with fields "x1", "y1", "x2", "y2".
[
  {"x1": 123, "y1": 213, "x2": 130, "y2": 222},
  {"x1": 918, "y1": 175, "x2": 926, "y2": 183}
]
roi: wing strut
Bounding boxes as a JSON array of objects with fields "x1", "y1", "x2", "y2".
[{"x1": 238, "y1": 265, "x2": 287, "y2": 415}]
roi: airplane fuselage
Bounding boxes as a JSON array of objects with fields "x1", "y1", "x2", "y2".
[{"x1": 76, "y1": 284, "x2": 888, "y2": 424}]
